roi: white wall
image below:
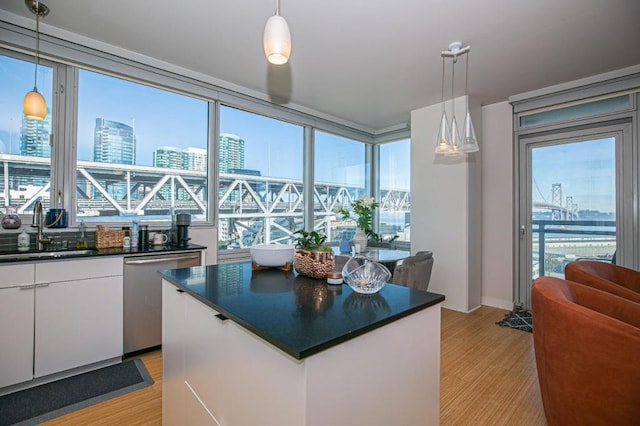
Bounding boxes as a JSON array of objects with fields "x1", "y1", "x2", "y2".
[
  {"x1": 410, "y1": 96, "x2": 482, "y2": 312},
  {"x1": 480, "y1": 102, "x2": 513, "y2": 310},
  {"x1": 190, "y1": 227, "x2": 217, "y2": 265}
]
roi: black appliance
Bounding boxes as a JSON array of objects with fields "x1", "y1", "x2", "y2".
[{"x1": 176, "y1": 212, "x2": 191, "y2": 247}]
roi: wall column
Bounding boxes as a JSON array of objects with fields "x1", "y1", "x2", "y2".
[{"x1": 410, "y1": 96, "x2": 482, "y2": 312}]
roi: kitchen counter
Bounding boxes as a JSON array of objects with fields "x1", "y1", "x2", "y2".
[
  {"x1": 0, "y1": 243, "x2": 206, "y2": 263},
  {"x1": 161, "y1": 261, "x2": 444, "y2": 425},
  {"x1": 160, "y1": 261, "x2": 444, "y2": 359}
]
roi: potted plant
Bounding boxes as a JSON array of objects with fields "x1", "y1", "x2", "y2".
[
  {"x1": 336, "y1": 195, "x2": 379, "y2": 251},
  {"x1": 292, "y1": 229, "x2": 335, "y2": 279}
]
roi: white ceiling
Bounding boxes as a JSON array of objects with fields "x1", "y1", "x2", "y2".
[{"x1": 2, "y1": 0, "x2": 639, "y2": 132}]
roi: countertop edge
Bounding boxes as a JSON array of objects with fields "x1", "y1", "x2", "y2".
[
  {"x1": 161, "y1": 273, "x2": 445, "y2": 360},
  {"x1": 0, "y1": 244, "x2": 207, "y2": 264}
]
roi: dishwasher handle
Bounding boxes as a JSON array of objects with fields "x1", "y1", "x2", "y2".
[{"x1": 124, "y1": 253, "x2": 201, "y2": 265}]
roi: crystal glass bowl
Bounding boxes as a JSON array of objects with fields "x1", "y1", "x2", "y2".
[{"x1": 342, "y1": 256, "x2": 391, "y2": 294}]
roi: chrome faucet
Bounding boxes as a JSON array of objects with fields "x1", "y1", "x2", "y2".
[{"x1": 32, "y1": 201, "x2": 53, "y2": 250}]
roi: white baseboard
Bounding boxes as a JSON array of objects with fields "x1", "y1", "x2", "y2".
[{"x1": 480, "y1": 296, "x2": 513, "y2": 311}]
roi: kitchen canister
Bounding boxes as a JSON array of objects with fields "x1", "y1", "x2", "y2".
[{"x1": 17, "y1": 230, "x2": 30, "y2": 252}]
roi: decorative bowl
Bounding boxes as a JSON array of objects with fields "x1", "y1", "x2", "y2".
[
  {"x1": 293, "y1": 249, "x2": 335, "y2": 279},
  {"x1": 342, "y1": 256, "x2": 391, "y2": 294},
  {"x1": 250, "y1": 244, "x2": 295, "y2": 267}
]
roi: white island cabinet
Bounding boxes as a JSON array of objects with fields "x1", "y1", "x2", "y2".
[{"x1": 162, "y1": 265, "x2": 443, "y2": 426}]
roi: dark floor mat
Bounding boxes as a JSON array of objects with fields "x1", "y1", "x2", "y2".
[
  {"x1": 0, "y1": 359, "x2": 153, "y2": 426},
  {"x1": 496, "y1": 309, "x2": 533, "y2": 333}
]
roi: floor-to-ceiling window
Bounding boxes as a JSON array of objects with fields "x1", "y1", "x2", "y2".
[
  {"x1": 377, "y1": 139, "x2": 410, "y2": 242},
  {"x1": 218, "y1": 105, "x2": 304, "y2": 249},
  {"x1": 313, "y1": 131, "x2": 369, "y2": 243},
  {"x1": 514, "y1": 93, "x2": 637, "y2": 308},
  {"x1": 76, "y1": 69, "x2": 210, "y2": 223},
  {"x1": 0, "y1": 31, "x2": 410, "y2": 252},
  {"x1": 0, "y1": 53, "x2": 54, "y2": 215}
]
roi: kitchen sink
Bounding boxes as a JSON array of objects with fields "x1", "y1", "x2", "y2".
[{"x1": 0, "y1": 249, "x2": 98, "y2": 262}]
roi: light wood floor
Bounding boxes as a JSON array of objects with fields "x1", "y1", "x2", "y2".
[{"x1": 42, "y1": 305, "x2": 546, "y2": 425}]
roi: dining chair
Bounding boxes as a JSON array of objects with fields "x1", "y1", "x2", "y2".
[
  {"x1": 531, "y1": 276, "x2": 640, "y2": 425},
  {"x1": 334, "y1": 254, "x2": 350, "y2": 273},
  {"x1": 366, "y1": 241, "x2": 392, "y2": 248},
  {"x1": 390, "y1": 251, "x2": 433, "y2": 291},
  {"x1": 564, "y1": 260, "x2": 640, "y2": 304}
]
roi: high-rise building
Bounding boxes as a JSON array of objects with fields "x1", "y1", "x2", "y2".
[
  {"x1": 183, "y1": 147, "x2": 207, "y2": 172},
  {"x1": 219, "y1": 133, "x2": 245, "y2": 173},
  {"x1": 154, "y1": 146, "x2": 183, "y2": 169},
  {"x1": 18, "y1": 110, "x2": 52, "y2": 188},
  {"x1": 93, "y1": 118, "x2": 135, "y2": 200},
  {"x1": 93, "y1": 118, "x2": 135, "y2": 165},
  {"x1": 20, "y1": 110, "x2": 51, "y2": 158}
]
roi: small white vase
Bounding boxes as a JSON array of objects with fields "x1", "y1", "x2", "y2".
[{"x1": 353, "y1": 227, "x2": 368, "y2": 252}]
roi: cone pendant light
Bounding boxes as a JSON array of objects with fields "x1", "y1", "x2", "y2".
[
  {"x1": 445, "y1": 55, "x2": 462, "y2": 157},
  {"x1": 434, "y1": 58, "x2": 452, "y2": 154},
  {"x1": 458, "y1": 49, "x2": 479, "y2": 153},
  {"x1": 434, "y1": 42, "x2": 479, "y2": 156}
]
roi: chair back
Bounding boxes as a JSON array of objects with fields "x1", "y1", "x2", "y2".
[
  {"x1": 390, "y1": 251, "x2": 433, "y2": 291},
  {"x1": 334, "y1": 254, "x2": 350, "y2": 273},
  {"x1": 366, "y1": 241, "x2": 392, "y2": 248},
  {"x1": 565, "y1": 260, "x2": 640, "y2": 304},
  {"x1": 531, "y1": 277, "x2": 640, "y2": 425}
]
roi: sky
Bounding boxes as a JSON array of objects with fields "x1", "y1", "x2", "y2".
[
  {"x1": 1, "y1": 54, "x2": 616, "y2": 216},
  {"x1": 0, "y1": 54, "x2": 410, "y2": 190},
  {"x1": 531, "y1": 137, "x2": 615, "y2": 213}
]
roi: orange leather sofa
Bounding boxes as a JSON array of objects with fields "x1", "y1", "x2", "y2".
[
  {"x1": 565, "y1": 260, "x2": 640, "y2": 304},
  {"x1": 531, "y1": 277, "x2": 640, "y2": 425}
]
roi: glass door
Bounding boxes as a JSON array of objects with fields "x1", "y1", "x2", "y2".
[{"x1": 516, "y1": 123, "x2": 632, "y2": 309}]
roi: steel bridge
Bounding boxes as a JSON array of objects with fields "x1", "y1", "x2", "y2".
[
  {"x1": 533, "y1": 183, "x2": 579, "y2": 220},
  {"x1": 1, "y1": 154, "x2": 410, "y2": 245}
]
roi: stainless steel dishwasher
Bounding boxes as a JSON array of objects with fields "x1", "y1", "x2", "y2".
[{"x1": 123, "y1": 251, "x2": 201, "y2": 355}]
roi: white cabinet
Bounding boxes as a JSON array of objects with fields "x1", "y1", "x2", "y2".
[
  {"x1": 0, "y1": 264, "x2": 36, "y2": 388},
  {"x1": 162, "y1": 281, "x2": 187, "y2": 425},
  {"x1": 34, "y1": 257, "x2": 123, "y2": 377},
  {"x1": 0, "y1": 256, "x2": 124, "y2": 389},
  {"x1": 162, "y1": 278, "x2": 441, "y2": 426},
  {"x1": 162, "y1": 281, "x2": 222, "y2": 426}
]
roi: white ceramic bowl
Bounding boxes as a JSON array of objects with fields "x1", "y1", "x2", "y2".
[{"x1": 250, "y1": 244, "x2": 295, "y2": 267}]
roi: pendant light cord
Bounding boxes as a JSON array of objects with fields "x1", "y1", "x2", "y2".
[
  {"x1": 440, "y1": 56, "x2": 445, "y2": 114},
  {"x1": 34, "y1": 1, "x2": 40, "y2": 90},
  {"x1": 465, "y1": 50, "x2": 469, "y2": 98},
  {"x1": 275, "y1": 0, "x2": 280, "y2": 16},
  {"x1": 451, "y1": 55, "x2": 455, "y2": 118}
]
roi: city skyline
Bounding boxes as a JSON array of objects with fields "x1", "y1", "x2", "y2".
[{"x1": 1, "y1": 54, "x2": 410, "y2": 190}]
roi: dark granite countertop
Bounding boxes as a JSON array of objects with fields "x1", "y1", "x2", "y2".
[
  {"x1": 0, "y1": 243, "x2": 206, "y2": 263},
  {"x1": 160, "y1": 262, "x2": 445, "y2": 360}
]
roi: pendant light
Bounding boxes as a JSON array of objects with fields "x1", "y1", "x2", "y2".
[
  {"x1": 434, "y1": 42, "x2": 478, "y2": 157},
  {"x1": 459, "y1": 49, "x2": 479, "y2": 153},
  {"x1": 23, "y1": 0, "x2": 49, "y2": 121},
  {"x1": 263, "y1": 0, "x2": 291, "y2": 65},
  {"x1": 446, "y1": 54, "x2": 462, "y2": 157},
  {"x1": 434, "y1": 57, "x2": 452, "y2": 155}
]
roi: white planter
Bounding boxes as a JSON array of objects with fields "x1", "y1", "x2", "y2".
[{"x1": 353, "y1": 227, "x2": 368, "y2": 252}]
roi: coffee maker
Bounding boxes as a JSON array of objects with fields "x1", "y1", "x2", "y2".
[{"x1": 175, "y1": 212, "x2": 191, "y2": 247}]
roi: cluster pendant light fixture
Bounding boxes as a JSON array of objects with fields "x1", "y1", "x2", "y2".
[
  {"x1": 434, "y1": 42, "x2": 479, "y2": 156},
  {"x1": 263, "y1": 0, "x2": 291, "y2": 65},
  {"x1": 23, "y1": 0, "x2": 49, "y2": 121}
]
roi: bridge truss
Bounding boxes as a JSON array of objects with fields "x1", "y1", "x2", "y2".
[{"x1": 1, "y1": 154, "x2": 410, "y2": 246}]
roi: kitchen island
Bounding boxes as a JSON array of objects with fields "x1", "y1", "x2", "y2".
[{"x1": 160, "y1": 262, "x2": 445, "y2": 426}]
